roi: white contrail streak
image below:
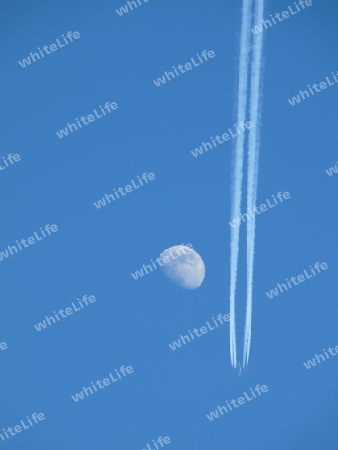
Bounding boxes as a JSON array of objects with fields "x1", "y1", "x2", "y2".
[
  {"x1": 243, "y1": 0, "x2": 265, "y2": 369},
  {"x1": 229, "y1": 0, "x2": 253, "y2": 369}
]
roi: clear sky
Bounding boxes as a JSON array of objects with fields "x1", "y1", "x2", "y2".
[{"x1": 0, "y1": 0, "x2": 337, "y2": 449}]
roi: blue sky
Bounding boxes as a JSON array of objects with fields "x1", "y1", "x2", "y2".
[{"x1": 0, "y1": 0, "x2": 337, "y2": 449}]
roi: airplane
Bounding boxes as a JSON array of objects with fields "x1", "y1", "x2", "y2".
[{"x1": 232, "y1": 363, "x2": 249, "y2": 377}]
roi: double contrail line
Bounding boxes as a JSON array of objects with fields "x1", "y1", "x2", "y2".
[
  {"x1": 229, "y1": 0, "x2": 253, "y2": 370},
  {"x1": 229, "y1": 0, "x2": 265, "y2": 371}
]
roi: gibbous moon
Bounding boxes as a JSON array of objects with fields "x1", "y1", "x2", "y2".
[{"x1": 159, "y1": 245, "x2": 205, "y2": 289}]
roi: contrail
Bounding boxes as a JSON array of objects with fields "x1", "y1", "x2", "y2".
[
  {"x1": 230, "y1": 0, "x2": 265, "y2": 372},
  {"x1": 229, "y1": 0, "x2": 253, "y2": 369},
  {"x1": 243, "y1": 0, "x2": 265, "y2": 369}
]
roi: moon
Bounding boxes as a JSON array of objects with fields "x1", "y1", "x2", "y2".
[{"x1": 159, "y1": 245, "x2": 205, "y2": 289}]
